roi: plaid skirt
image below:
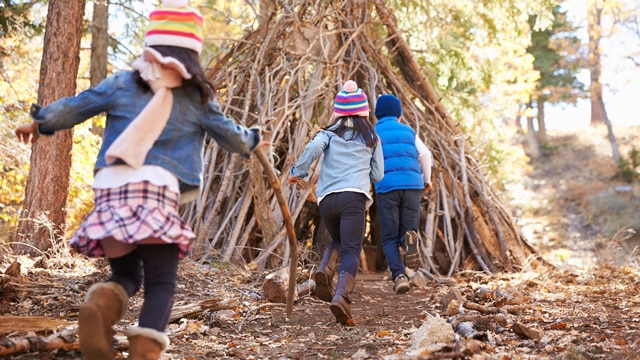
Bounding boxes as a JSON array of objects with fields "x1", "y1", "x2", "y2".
[{"x1": 70, "y1": 181, "x2": 195, "y2": 259}]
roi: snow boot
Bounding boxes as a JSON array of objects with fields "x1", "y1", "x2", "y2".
[
  {"x1": 313, "y1": 246, "x2": 339, "y2": 302},
  {"x1": 79, "y1": 281, "x2": 129, "y2": 360},
  {"x1": 127, "y1": 326, "x2": 170, "y2": 360},
  {"x1": 329, "y1": 271, "x2": 356, "y2": 325}
]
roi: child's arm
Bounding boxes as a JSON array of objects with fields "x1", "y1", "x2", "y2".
[
  {"x1": 415, "y1": 136, "x2": 433, "y2": 191},
  {"x1": 370, "y1": 137, "x2": 385, "y2": 183},
  {"x1": 289, "y1": 131, "x2": 329, "y2": 180}
]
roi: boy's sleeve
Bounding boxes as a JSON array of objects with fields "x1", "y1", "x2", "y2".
[{"x1": 415, "y1": 136, "x2": 433, "y2": 185}]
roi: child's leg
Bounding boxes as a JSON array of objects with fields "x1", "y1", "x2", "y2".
[
  {"x1": 79, "y1": 248, "x2": 139, "y2": 360},
  {"x1": 320, "y1": 192, "x2": 366, "y2": 325},
  {"x1": 124, "y1": 243, "x2": 178, "y2": 359},
  {"x1": 377, "y1": 191, "x2": 406, "y2": 280},
  {"x1": 137, "y1": 243, "x2": 179, "y2": 332},
  {"x1": 335, "y1": 193, "x2": 367, "y2": 276},
  {"x1": 107, "y1": 248, "x2": 143, "y2": 296}
]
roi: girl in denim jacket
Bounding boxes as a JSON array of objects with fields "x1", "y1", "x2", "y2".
[
  {"x1": 288, "y1": 80, "x2": 384, "y2": 325},
  {"x1": 15, "y1": 1, "x2": 264, "y2": 358}
]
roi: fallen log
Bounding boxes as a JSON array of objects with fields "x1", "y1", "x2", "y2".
[
  {"x1": 169, "y1": 297, "x2": 239, "y2": 323},
  {"x1": 463, "y1": 300, "x2": 527, "y2": 315},
  {"x1": 0, "y1": 329, "x2": 79, "y2": 356},
  {"x1": 0, "y1": 315, "x2": 74, "y2": 337},
  {"x1": 263, "y1": 267, "x2": 315, "y2": 304}
]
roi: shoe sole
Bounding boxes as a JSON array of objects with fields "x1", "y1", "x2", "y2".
[
  {"x1": 394, "y1": 283, "x2": 410, "y2": 295},
  {"x1": 404, "y1": 231, "x2": 421, "y2": 270},
  {"x1": 330, "y1": 303, "x2": 355, "y2": 326},
  {"x1": 79, "y1": 304, "x2": 113, "y2": 360},
  {"x1": 314, "y1": 272, "x2": 333, "y2": 303}
]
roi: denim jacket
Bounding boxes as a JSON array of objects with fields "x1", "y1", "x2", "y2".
[
  {"x1": 31, "y1": 71, "x2": 259, "y2": 195},
  {"x1": 290, "y1": 125, "x2": 384, "y2": 202}
]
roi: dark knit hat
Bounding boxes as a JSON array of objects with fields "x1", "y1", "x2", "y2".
[
  {"x1": 375, "y1": 94, "x2": 402, "y2": 119},
  {"x1": 334, "y1": 80, "x2": 370, "y2": 118},
  {"x1": 145, "y1": 0, "x2": 204, "y2": 55}
]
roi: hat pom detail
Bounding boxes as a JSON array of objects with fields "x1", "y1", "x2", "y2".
[
  {"x1": 334, "y1": 80, "x2": 369, "y2": 118},
  {"x1": 343, "y1": 80, "x2": 358, "y2": 93},
  {"x1": 163, "y1": 0, "x2": 188, "y2": 8}
]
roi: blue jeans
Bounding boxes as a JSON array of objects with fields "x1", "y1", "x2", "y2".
[
  {"x1": 108, "y1": 244, "x2": 179, "y2": 332},
  {"x1": 318, "y1": 192, "x2": 368, "y2": 276},
  {"x1": 376, "y1": 189, "x2": 421, "y2": 279}
]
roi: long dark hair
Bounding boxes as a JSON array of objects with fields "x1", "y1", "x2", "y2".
[
  {"x1": 325, "y1": 115, "x2": 378, "y2": 148},
  {"x1": 132, "y1": 45, "x2": 215, "y2": 105}
]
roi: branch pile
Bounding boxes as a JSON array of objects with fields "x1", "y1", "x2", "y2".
[{"x1": 181, "y1": 0, "x2": 548, "y2": 275}]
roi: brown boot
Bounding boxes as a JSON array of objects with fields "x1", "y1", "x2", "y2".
[
  {"x1": 127, "y1": 327, "x2": 170, "y2": 360},
  {"x1": 79, "y1": 281, "x2": 129, "y2": 360},
  {"x1": 329, "y1": 271, "x2": 356, "y2": 326},
  {"x1": 313, "y1": 246, "x2": 339, "y2": 302}
]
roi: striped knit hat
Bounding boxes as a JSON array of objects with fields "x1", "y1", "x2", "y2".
[
  {"x1": 145, "y1": 0, "x2": 204, "y2": 55},
  {"x1": 334, "y1": 80, "x2": 370, "y2": 118}
]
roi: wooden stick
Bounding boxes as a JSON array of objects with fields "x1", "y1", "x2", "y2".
[{"x1": 253, "y1": 146, "x2": 298, "y2": 317}]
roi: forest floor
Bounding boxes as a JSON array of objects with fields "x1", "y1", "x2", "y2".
[{"x1": 1, "y1": 125, "x2": 640, "y2": 359}]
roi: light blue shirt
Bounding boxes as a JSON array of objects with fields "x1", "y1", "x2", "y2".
[{"x1": 290, "y1": 126, "x2": 384, "y2": 205}]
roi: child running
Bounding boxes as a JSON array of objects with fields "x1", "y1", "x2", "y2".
[
  {"x1": 288, "y1": 80, "x2": 384, "y2": 325},
  {"x1": 15, "y1": 1, "x2": 264, "y2": 358}
]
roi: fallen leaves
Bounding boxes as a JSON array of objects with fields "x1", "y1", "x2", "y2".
[{"x1": 1, "y1": 254, "x2": 640, "y2": 359}]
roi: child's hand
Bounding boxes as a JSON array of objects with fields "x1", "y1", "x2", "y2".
[
  {"x1": 15, "y1": 122, "x2": 39, "y2": 144},
  {"x1": 288, "y1": 175, "x2": 300, "y2": 185},
  {"x1": 424, "y1": 182, "x2": 433, "y2": 192},
  {"x1": 253, "y1": 140, "x2": 271, "y2": 152}
]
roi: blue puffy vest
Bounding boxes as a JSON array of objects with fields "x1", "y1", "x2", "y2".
[{"x1": 374, "y1": 116, "x2": 424, "y2": 194}]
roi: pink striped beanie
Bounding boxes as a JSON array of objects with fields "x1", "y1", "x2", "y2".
[
  {"x1": 145, "y1": 0, "x2": 204, "y2": 55},
  {"x1": 334, "y1": 80, "x2": 370, "y2": 118}
]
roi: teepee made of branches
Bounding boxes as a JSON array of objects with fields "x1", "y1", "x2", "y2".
[{"x1": 180, "y1": 0, "x2": 547, "y2": 275}]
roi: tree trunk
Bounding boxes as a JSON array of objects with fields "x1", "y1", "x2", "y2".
[
  {"x1": 14, "y1": 0, "x2": 86, "y2": 255},
  {"x1": 524, "y1": 100, "x2": 542, "y2": 160},
  {"x1": 90, "y1": 0, "x2": 109, "y2": 136},
  {"x1": 536, "y1": 100, "x2": 547, "y2": 144},
  {"x1": 604, "y1": 116, "x2": 622, "y2": 162},
  {"x1": 586, "y1": 0, "x2": 621, "y2": 161},
  {"x1": 587, "y1": 0, "x2": 607, "y2": 127},
  {"x1": 525, "y1": 116, "x2": 542, "y2": 160}
]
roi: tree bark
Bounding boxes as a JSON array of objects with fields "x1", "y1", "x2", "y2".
[
  {"x1": 587, "y1": 0, "x2": 621, "y2": 161},
  {"x1": 524, "y1": 101, "x2": 542, "y2": 159},
  {"x1": 587, "y1": 0, "x2": 607, "y2": 127},
  {"x1": 536, "y1": 100, "x2": 547, "y2": 144},
  {"x1": 14, "y1": 0, "x2": 86, "y2": 255},
  {"x1": 90, "y1": 0, "x2": 109, "y2": 136}
]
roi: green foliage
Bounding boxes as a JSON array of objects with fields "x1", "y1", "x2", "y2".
[
  {"x1": 541, "y1": 141, "x2": 559, "y2": 152},
  {"x1": 389, "y1": 0, "x2": 557, "y2": 183},
  {"x1": 527, "y1": 6, "x2": 586, "y2": 104},
  {"x1": 617, "y1": 148, "x2": 640, "y2": 183},
  {"x1": 0, "y1": 1, "x2": 45, "y2": 57}
]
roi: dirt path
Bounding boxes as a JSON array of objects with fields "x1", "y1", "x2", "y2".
[{"x1": 2, "y1": 256, "x2": 639, "y2": 359}]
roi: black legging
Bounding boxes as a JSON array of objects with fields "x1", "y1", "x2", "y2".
[
  {"x1": 107, "y1": 244, "x2": 179, "y2": 332},
  {"x1": 318, "y1": 191, "x2": 367, "y2": 276}
]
